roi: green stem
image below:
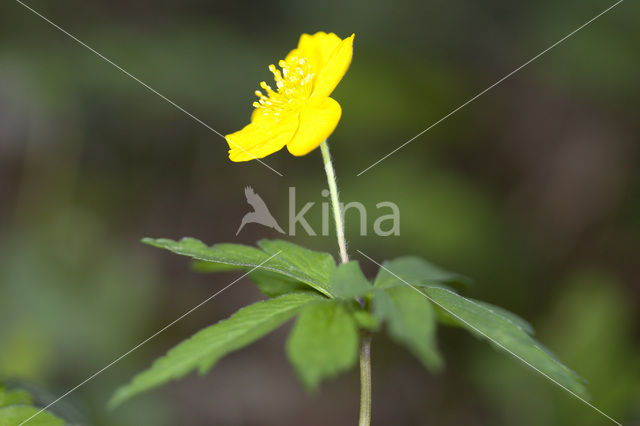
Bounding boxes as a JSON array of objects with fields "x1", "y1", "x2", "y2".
[
  {"x1": 359, "y1": 334, "x2": 372, "y2": 426},
  {"x1": 319, "y1": 140, "x2": 372, "y2": 426},
  {"x1": 320, "y1": 140, "x2": 349, "y2": 264}
]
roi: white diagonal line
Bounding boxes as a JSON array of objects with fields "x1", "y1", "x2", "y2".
[
  {"x1": 356, "y1": 249, "x2": 623, "y2": 426},
  {"x1": 14, "y1": 0, "x2": 283, "y2": 177},
  {"x1": 356, "y1": 0, "x2": 624, "y2": 176},
  {"x1": 17, "y1": 250, "x2": 283, "y2": 425}
]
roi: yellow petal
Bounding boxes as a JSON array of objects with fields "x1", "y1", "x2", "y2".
[
  {"x1": 288, "y1": 32, "x2": 343, "y2": 74},
  {"x1": 286, "y1": 97, "x2": 342, "y2": 157},
  {"x1": 226, "y1": 113, "x2": 299, "y2": 162},
  {"x1": 250, "y1": 105, "x2": 269, "y2": 122},
  {"x1": 311, "y1": 34, "x2": 354, "y2": 99}
]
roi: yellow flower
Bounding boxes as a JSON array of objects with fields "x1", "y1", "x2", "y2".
[{"x1": 226, "y1": 32, "x2": 354, "y2": 162}]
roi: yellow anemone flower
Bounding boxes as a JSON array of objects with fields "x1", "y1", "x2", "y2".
[{"x1": 226, "y1": 32, "x2": 354, "y2": 162}]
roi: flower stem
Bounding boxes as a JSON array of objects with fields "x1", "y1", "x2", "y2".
[
  {"x1": 319, "y1": 140, "x2": 372, "y2": 426},
  {"x1": 358, "y1": 333, "x2": 372, "y2": 426},
  {"x1": 320, "y1": 140, "x2": 349, "y2": 264}
]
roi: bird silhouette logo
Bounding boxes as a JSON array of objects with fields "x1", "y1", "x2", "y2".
[{"x1": 236, "y1": 186, "x2": 285, "y2": 235}]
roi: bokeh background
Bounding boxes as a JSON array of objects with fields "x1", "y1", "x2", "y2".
[{"x1": 1, "y1": 0, "x2": 639, "y2": 425}]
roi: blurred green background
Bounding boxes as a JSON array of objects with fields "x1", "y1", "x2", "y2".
[{"x1": 1, "y1": 0, "x2": 639, "y2": 425}]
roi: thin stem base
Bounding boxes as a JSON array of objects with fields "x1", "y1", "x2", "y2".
[
  {"x1": 359, "y1": 334, "x2": 372, "y2": 426},
  {"x1": 319, "y1": 140, "x2": 372, "y2": 425}
]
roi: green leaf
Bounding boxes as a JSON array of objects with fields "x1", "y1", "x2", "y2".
[
  {"x1": 144, "y1": 238, "x2": 336, "y2": 297},
  {"x1": 110, "y1": 292, "x2": 323, "y2": 407},
  {"x1": 257, "y1": 240, "x2": 336, "y2": 286},
  {"x1": 286, "y1": 302, "x2": 359, "y2": 390},
  {"x1": 470, "y1": 300, "x2": 534, "y2": 335},
  {"x1": 192, "y1": 260, "x2": 244, "y2": 273},
  {"x1": 434, "y1": 300, "x2": 534, "y2": 335},
  {"x1": 0, "y1": 405, "x2": 64, "y2": 426},
  {"x1": 351, "y1": 310, "x2": 380, "y2": 331},
  {"x1": 373, "y1": 256, "x2": 469, "y2": 290},
  {"x1": 0, "y1": 388, "x2": 32, "y2": 408},
  {"x1": 248, "y1": 271, "x2": 308, "y2": 298},
  {"x1": 422, "y1": 286, "x2": 589, "y2": 399},
  {"x1": 330, "y1": 261, "x2": 372, "y2": 299},
  {"x1": 373, "y1": 287, "x2": 443, "y2": 371}
]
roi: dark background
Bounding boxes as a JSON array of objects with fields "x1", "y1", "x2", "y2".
[{"x1": 1, "y1": 0, "x2": 639, "y2": 425}]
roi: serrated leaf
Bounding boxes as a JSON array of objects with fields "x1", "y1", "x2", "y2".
[
  {"x1": 110, "y1": 292, "x2": 323, "y2": 407},
  {"x1": 330, "y1": 261, "x2": 372, "y2": 299},
  {"x1": 286, "y1": 302, "x2": 359, "y2": 390},
  {"x1": 144, "y1": 238, "x2": 336, "y2": 297},
  {"x1": 470, "y1": 300, "x2": 534, "y2": 335},
  {"x1": 373, "y1": 287, "x2": 443, "y2": 371},
  {"x1": 248, "y1": 271, "x2": 308, "y2": 298},
  {"x1": 192, "y1": 260, "x2": 244, "y2": 273},
  {"x1": 0, "y1": 405, "x2": 64, "y2": 426},
  {"x1": 435, "y1": 300, "x2": 534, "y2": 335},
  {"x1": 421, "y1": 286, "x2": 589, "y2": 399},
  {"x1": 194, "y1": 260, "x2": 308, "y2": 298},
  {"x1": 373, "y1": 256, "x2": 470, "y2": 290},
  {"x1": 257, "y1": 240, "x2": 336, "y2": 285}
]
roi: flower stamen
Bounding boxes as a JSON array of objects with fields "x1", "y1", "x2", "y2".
[{"x1": 253, "y1": 55, "x2": 315, "y2": 119}]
